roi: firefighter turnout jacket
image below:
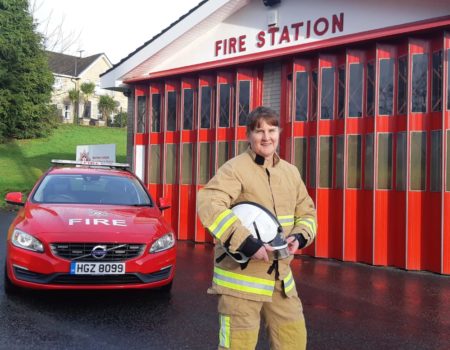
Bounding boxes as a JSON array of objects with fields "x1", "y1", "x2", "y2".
[{"x1": 197, "y1": 148, "x2": 317, "y2": 302}]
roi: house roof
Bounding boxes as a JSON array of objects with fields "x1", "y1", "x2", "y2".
[{"x1": 46, "y1": 51, "x2": 106, "y2": 77}]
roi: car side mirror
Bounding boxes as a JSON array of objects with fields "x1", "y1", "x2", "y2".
[
  {"x1": 158, "y1": 197, "x2": 171, "y2": 211},
  {"x1": 5, "y1": 192, "x2": 25, "y2": 206}
]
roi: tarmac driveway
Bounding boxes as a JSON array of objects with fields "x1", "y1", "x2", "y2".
[{"x1": 1, "y1": 209, "x2": 449, "y2": 349}]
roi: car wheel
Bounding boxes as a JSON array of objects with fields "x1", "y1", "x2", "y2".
[{"x1": 4, "y1": 265, "x2": 20, "y2": 295}]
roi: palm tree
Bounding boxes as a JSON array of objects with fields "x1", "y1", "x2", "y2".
[
  {"x1": 68, "y1": 88, "x2": 80, "y2": 124},
  {"x1": 98, "y1": 95, "x2": 117, "y2": 122},
  {"x1": 80, "y1": 82, "x2": 96, "y2": 119}
]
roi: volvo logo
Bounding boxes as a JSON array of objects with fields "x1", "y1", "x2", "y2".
[
  {"x1": 89, "y1": 210, "x2": 108, "y2": 217},
  {"x1": 91, "y1": 245, "x2": 107, "y2": 259}
]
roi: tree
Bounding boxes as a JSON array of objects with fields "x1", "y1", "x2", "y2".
[
  {"x1": 98, "y1": 95, "x2": 117, "y2": 121},
  {"x1": 108, "y1": 111, "x2": 127, "y2": 128},
  {"x1": 29, "y1": 0, "x2": 82, "y2": 54},
  {"x1": 0, "y1": 0, "x2": 55, "y2": 142},
  {"x1": 68, "y1": 88, "x2": 80, "y2": 124},
  {"x1": 80, "y1": 82, "x2": 96, "y2": 119}
]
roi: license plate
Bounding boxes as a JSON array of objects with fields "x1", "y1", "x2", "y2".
[{"x1": 70, "y1": 262, "x2": 125, "y2": 275}]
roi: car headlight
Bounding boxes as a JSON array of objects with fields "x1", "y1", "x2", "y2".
[
  {"x1": 11, "y1": 229, "x2": 44, "y2": 253},
  {"x1": 150, "y1": 232, "x2": 175, "y2": 253}
]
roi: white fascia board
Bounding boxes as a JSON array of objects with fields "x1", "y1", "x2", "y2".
[
  {"x1": 54, "y1": 72, "x2": 75, "y2": 79},
  {"x1": 100, "y1": 0, "x2": 241, "y2": 90}
]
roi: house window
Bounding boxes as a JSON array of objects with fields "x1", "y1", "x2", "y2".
[
  {"x1": 366, "y1": 62, "x2": 375, "y2": 117},
  {"x1": 181, "y1": 143, "x2": 193, "y2": 184},
  {"x1": 218, "y1": 141, "x2": 229, "y2": 168},
  {"x1": 319, "y1": 136, "x2": 333, "y2": 188},
  {"x1": 397, "y1": 56, "x2": 408, "y2": 115},
  {"x1": 309, "y1": 137, "x2": 317, "y2": 188},
  {"x1": 294, "y1": 137, "x2": 307, "y2": 180},
  {"x1": 430, "y1": 130, "x2": 442, "y2": 192},
  {"x1": 199, "y1": 143, "x2": 211, "y2": 184},
  {"x1": 166, "y1": 144, "x2": 177, "y2": 184},
  {"x1": 412, "y1": 53, "x2": 428, "y2": 113},
  {"x1": 336, "y1": 135, "x2": 344, "y2": 189},
  {"x1": 338, "y1": 66, "x2": 345, "y2": 119},
  {"x1": 149, "y1": 145, "x2": 161, "y2": 184},
  {"x1": 238, "y1": 141, "x2": 248, "y2": 154},
  {"x1": 311, "y1": 70, "x2": 318, "y2": 120},
  {"x1": 82, "y1": 101, "x2": 91, "y2": 119},
  {"x1": 167, "y1": 91, "x2": 177, "y2": 131},
  {"x1": 347, "y1": 135, "x2": 361, "y2": 188},
  {"x1": 349, "y1": 63, "x2": 363, "y2": 117},
  {"x1": 137, "y1": 96, "x2": 146, "y2": 133},
  {"x1": 200, "y1": 86, "x2": 212, "y2": 129},
  {"x1": 295, "y1": 72, "x2": 308, "y2": 121},
  {"x1": 377, "y1": 133, "x2": 392, "y2": 189},
  {"x1": 183, "y1": 88, "x2": 194, "y2": 130},
  {"x1": 64, "y1": 105, "x2": 70, "y2": 120},
  {"x1": 364, "y1": 134, "x2": 374, "y2": 189},
  {"x1": 151, "y1": 93, "x2": 161, "y2": 132},
  {"x1": 379, "y1": 58, "x2": 394, "y2": 116},
  {"x1": 219, "y1": 84, "x2": 231, "y2": 127},
  {"x1": 396, "y1": 132, "x2": 407, "y2": 191},
  {"x1": 238, "y1": 81, "x2": 250, "y2": 126},
  {"x1": 410, "y1": 131, "x2": 426, "y2": 191},
  {"x1": 321, "y1": 67, "x2": 335, "y2": 120},
  {"x1": 432, "y1": 51, "x2": 442, "y2": 112},
  {"x1": 53, "y1": 77, "x2": 63, "y2": 90}
]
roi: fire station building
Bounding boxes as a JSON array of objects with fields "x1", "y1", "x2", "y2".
[{"x1": 101, "y1": 0, "x2": 450, "y2": 274}]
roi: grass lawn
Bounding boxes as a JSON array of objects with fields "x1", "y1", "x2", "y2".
[{"x1": 0, "y1": 124, "x2": 127, "y2": 208}]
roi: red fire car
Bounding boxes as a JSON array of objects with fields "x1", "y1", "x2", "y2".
[{"x1": 4, "y1": 160, "x2": 176, "y2": 293}]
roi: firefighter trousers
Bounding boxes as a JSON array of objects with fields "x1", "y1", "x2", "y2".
[{"x1": 217, "y1": 281, "x2": 307, "y2": 350}]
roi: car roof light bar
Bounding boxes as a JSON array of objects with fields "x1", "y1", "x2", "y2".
[{"x1": 51, "y1": 159, "x2": 130, "y2": 170}]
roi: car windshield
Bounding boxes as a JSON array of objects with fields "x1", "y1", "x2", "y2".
[{"x1": 32, "y1": 174, "x2": 153, "y2": 206}]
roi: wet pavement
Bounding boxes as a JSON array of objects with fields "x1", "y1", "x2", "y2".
[{"x1": 1, "y1": 209, "x2": 449, "y2": 349}]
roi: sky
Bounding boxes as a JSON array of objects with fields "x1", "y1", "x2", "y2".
[{"x1": 32, "y1": 0, "x2": 202, "y2": 64}]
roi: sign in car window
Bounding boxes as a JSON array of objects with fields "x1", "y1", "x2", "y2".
[{"x1": 76, "y1": 144, "x2": 116, "y2": 164}]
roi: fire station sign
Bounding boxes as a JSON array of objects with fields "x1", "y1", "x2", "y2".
[{"x1": 76, "y1": 144, "x2": 116, "y2": 164}]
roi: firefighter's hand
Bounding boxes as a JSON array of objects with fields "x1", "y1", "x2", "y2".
[
  {"x1": 286, "y1": 236, "x2": 300, "y2": 255},
  {"x1": 252, "y1": 244, "x2": 274, "y2": 262}
]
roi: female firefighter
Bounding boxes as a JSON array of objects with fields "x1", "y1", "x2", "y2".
[{"x1": 197, "y1": 106, "x2": 317, "y2": 349}]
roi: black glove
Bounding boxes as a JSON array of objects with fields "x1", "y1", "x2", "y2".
[{"x1": 293, "y1": 234, "x2": 307, "y2": 249}]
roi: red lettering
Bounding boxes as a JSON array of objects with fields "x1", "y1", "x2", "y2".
[
  {"x1": 291, "y1": 22, "x2": 303, "y2": 41},
  {"x1": 256, "y1": 31, "x2": 265, "y2": 48},
  {"x1": 306, "y1": 20, "x2": 311, "y2": 38},
  {"x1": 278, "y1": 25, "x2": 290, "y2": 44},
  {"x1": 223, "y1": 39, "x2": 228, "y2": 55},
  {"x1": 314, "y1": 17, "x2": 329, "y2": 36},
  {"x1": 268, "y1": 27, "x2": 279, "y2": 46},
  {"x1": 332, "y1": 12, "x2": 344, "y2": 33},
  {"x1": 229, "y1": 37, "x2": 237, "y2": 54},
  {"x1": 214, "y1": 40, "x2": 222, "y2": 56},
  {"x1": 239, "y1": 35, "x2": 246, "y2": 52}
]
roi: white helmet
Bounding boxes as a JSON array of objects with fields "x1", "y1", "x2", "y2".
[{"x1": 222, "y1": 202, "x2": 289, "y2": 263}]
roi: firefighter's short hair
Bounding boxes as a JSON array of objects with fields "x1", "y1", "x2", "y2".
[{"x1": 246, "y1": 106, "x2": 279, "y2": 135}]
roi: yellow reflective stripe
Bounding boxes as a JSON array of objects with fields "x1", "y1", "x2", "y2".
[
  {"x1": 278, "y1": 215, "x2": 294, "y2": 227},
  {"x1": 208, "y1": 209, "x2": 238, "y2": 239},
  {"x1": 283, "y1": 271, "x2": 295, "y2": 294},
  {"x1": 213, "y1": 267, "x2": 275, "y2": 297},
  {"x1": 295, "y1": 217, "x2": 317, "y2": 233},
  {"x1": 219, "y1": 314, "x2": 230, "y2": 348}
]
